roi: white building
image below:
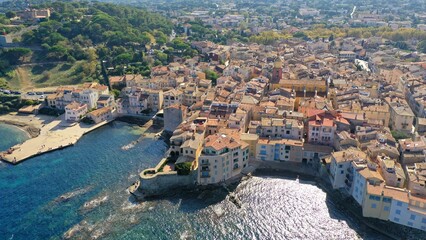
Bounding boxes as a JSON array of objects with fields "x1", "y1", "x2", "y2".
[
  {"x1": 329, "y1": 148, "x2": 367, "y2": 189},
  {"x1": 388, "y1": 193, "x2": 426, "y2": 231},
  {"x1": 79, "y1": 89, "x2": 99, "y2": 110},
  {"x1": 308, "y1": 115, "x2": 336, "y2": 146},
  {"x1": 198, "y1": 133, "x2": 249, "y2": 185},
  {"x1": 65, "y1": 102, "x2": 88, "y2": 122}
]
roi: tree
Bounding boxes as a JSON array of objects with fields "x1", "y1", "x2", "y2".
[
  {"x1": 175, "y1": 162, "x2": 192, "y2": 175},
  {"x1": 1, "y1": 48, "x2": 32, "y2": 65},
  {"x1": 418, "y1": 40, "x2": 426, "y2": 53},
  {"x1": 5, "y1": 11, "x2": 16, "y2": 19},
  {"x1": 205, "y1": 69, "x2": 219, "y2": 85}
]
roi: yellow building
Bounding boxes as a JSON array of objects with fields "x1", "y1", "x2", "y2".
[
  {"x1": 240, "y1": 133, "x2": 259, "y2": 157},
  {"x1": 362, "y1": 182, "x2": 400, "y2": 220},
  {"x1": 271, "y1": 80, "x2": 327, "y2": 98}
]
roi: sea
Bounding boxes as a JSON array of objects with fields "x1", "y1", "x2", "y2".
[{"x1": 0, "y1": 121, "x2": 391, "y2": 240}]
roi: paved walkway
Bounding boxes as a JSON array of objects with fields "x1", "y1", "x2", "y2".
[{"x1": 1, "y1": 115, "x2": 112, "y2": 164}]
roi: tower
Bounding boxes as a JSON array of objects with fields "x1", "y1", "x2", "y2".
[{"x1": 272, "y1": 57, "x2": 283, "y2": 84}]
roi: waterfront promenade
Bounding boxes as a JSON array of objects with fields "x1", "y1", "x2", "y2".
[{"x1": 0, "y1": 114, "x2": 112, "y2": 164}]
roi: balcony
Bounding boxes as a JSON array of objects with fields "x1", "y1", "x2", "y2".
[
  {"x1": 346, "y1": 174, "x2": 353, "y2": 182},
  {"x1": 200, "y1": 171, "x2": 210, "y2": 178},
  {"x1": 201, "y1": 161, "x2": 210, "y2": 166}
]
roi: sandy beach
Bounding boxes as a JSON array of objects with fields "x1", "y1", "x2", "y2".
[{"x1": 0, "y1": 113, "x2": 55, "y2": 138}]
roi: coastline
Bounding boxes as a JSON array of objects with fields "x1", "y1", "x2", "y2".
[{"x1": 0, "y1": 120, "x2": 39, "y2": 138}]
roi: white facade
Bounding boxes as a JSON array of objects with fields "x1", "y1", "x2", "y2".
[
  {"x1": 198, "y1": 134, "x2": 249, "y2": 185},
  {"x1": 79, "y1": 89, "x2": 99, "y2": 110},
  {"x1": 389, "y1": 198, "x2": 426, "y2": 231},
  {"x1": 330, "y1": 159, "x2": 352, "y2": 189},
  {"x1": 65, "y1": 103, "x2": 88, "y2": 122},
  {"x1": 351, "y1": 167, "x2": 367, "y2": 205}
]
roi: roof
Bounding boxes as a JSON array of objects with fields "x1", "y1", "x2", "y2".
[
  {"x1": 331, "y1": 148, "x2": 367, "y2": 163},
  {"x1": 367, "y1": 183, "x2": 409, "y2": 203},
  {"x1": 204, "y1": 133, "x2": 248, "y2": 151},
  {"x1": 65, "y1": 101, "x2": 86, "y2": 110},
  {"x1": 257, "y1": 138, "x2": 303, "y2": 147},
  {"x1": 88, "y1": 107, "x2": 112, "y2": 117}
]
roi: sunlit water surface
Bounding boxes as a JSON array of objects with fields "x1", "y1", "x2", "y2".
[{"x1": 0, "y1": 122, "x2": 388, "y2": 239}]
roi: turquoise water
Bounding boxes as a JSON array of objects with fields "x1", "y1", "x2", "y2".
[
  {"x1": 0, "y1": 123, "x2": 29, "y2": 150},
  {"x1": 0, "y1": 121, "x2": 394, "y2": 240}
]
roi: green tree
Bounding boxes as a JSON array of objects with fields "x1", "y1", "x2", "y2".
[
  {"x1": 5, "y1": 11, "x2": 16, "y2": 19},
  {"x1": 1, "y1": 47, "x2": 32, "y2": 65},
  {"x1": 205, "y1": 69, "x2": 219, "y2": 85},
  {"x1": 418, "y1": 40, "x2": 426, "y2": 53}
]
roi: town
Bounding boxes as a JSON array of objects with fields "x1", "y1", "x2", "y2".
[{"x1": 0, "y1": 0, "x2": 426, "y2": 237}]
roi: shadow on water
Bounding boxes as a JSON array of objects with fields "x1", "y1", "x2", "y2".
[{"x1": 142, "y1": 186, "x2": 231, "y2": 214}]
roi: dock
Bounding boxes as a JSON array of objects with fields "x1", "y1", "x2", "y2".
[{"x1": 1, "y1": 117, "x2": 113, "y2": 164}]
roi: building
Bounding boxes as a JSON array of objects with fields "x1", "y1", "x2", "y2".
[
  {"x1": 339, "y1": 51, "x2": 356, "y2": 60},
  {"x1": 248, "y1": 118, "x2": 303, "y2": 140},
  {"x1": 240, "y1": 133, "x2": 259, "y2": 157},
  {"x1": 308, "y1": 115, "x2": 336, "y2": 146},
  {"x1": 87, "y1": 107, "x2": 114, "y2": 123},
  {"x1": 271, "y1": 57, "x2": 283, "y2": 83},
  {"x1": 163, "y1": 89, "x2": 183, "y2": 108},
  {"x1": 377, "y1": 155, "x2": 406, "y2": 188},
  {"x1": 363, "y1": 183, "x2": 397, "y2": 220},
  {"x1": 198, "y1": 133, "x2": 249, "y2": 185},
  {"x1": 389, "y1": 101, "x2": 415, "y2": 133},
  {"x1": 65, "y1": 102, "x2": 88, "y2": 122},
  {"x1": 164, "y1": 104, "x2": 187, "y2": 133},
  {"x1": 388, "y1": 189, "x2": 426, "y2": 231},
  {"x1": 256, "y1": 138, "x2": 304, "y2": 162},
  {"x1": 399, "y1": 138, "x2": 426, "y2": 164},
  {"x1": 406, "y1": 163, "x2": 426, "y2": 197},
  {"x1": 329, "y1": 148, "x2": 367, "y2": 189},
  {"x1": 350, "y1": 162, "x2": 384, "y2": 206}
]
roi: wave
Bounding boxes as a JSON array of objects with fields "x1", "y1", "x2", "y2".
[
  {"x1": 53, "y1": 186, "x2": 92, "y2": 203},
  {"x1": 81, "y1": 195, "x2": 108, "y2": 212}
]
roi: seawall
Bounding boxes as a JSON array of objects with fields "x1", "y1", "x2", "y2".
[{"x1": 133, "y1": 158, "x2": 197, "y2": 198}]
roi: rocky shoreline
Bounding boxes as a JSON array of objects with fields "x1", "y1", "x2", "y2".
[{"x1": 0, "y1": 120, "x2": 40, "y2": 138}]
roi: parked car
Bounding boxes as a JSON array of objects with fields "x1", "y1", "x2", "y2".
[{"x1": 27, "y1": 92, "x2": 35, "y2": 95}]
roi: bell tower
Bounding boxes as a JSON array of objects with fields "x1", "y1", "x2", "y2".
[{"x1": 272, "y1": 57, "x2": 283, "y2": 84}]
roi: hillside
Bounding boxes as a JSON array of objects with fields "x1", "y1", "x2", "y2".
[{"x1": 0, "y1": 1, "x2": 176, "y2": 90}]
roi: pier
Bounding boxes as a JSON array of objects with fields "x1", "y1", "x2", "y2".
[{"x1": 1, "y1": 115, "x2": 113, "y2": 164}]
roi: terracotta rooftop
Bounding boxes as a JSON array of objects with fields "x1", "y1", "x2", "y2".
[{"x1": 204, "y1": 133, "x2": 247, "y2": 151}]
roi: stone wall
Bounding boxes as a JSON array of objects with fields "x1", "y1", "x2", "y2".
[
  {"x1": 138, "y1": 158, "x2": 197, "y2": 197},
  {"x1": 139, "y1": 171, "x2": 196, "y2": 197}
]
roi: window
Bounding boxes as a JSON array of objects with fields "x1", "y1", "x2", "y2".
[
  {"x1": 396, "y1": 210, "x2": 401, "y2": 215},
  {"x1": 383, "y1": 197, "x2": 391, "y2": 203},
  {"x1": 394, "y1": 217, "x2": 400, "y2": 222},
  {"x1": 397, "y1": 201, "x2": 403, "y2": 207},
  {"x1": 384, "y1": 206, "x2": 390, "y2": 211},
  {"x1": 338, "y1": 164, "x2": 343, "y2": 168},
  {"x1": 410, "y1": 215, "x2": 416, "y2": 221},
  {"x1": 371, "y1": 203, "x2": 377, "y2": 209},
  {"x1": 340, "y1": 170, "x2": 344, "y2": 174},
  {"x1": 422, "y1": 218, "x2": 426, "y2": 224},
  {"x1": 369, "y1": 195, "x2": 380, "y2": 201},
  {"x1": 408, "y1": 222, "x2": 413, "y2": 227}
]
